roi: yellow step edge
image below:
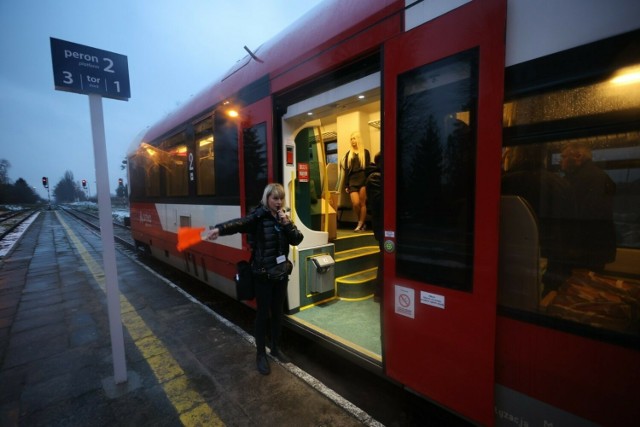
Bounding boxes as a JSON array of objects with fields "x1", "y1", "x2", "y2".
[
  {"x1": 336, "y1": 267, "x2": 377, "y2": 285},
  {"x1": 334, "y1": 246, "x2": 380, "y2": 262}
]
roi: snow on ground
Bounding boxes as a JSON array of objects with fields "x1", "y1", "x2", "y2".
[
  {"x1": 112, "y1": 208, "x2": 130, "y2": 224},
  {"x1": 0, "y1": 212, "x2": 40, "y2": 258},
  {"x1": 1, "y1": 205, "x2": 26, "y2": 212}
]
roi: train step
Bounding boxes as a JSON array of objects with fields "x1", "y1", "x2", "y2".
[
  {"x1": 336, "y1": 267, "x2": 378, "y2": 300},
  {"x1": 334, "y1": 245, "x2": 379, "y2": 278}
]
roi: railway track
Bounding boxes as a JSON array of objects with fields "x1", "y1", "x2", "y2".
[
  {"x1": 60, "y1": 205, "x2": 135, "y2": 249},
  {"x1": 0, "y1": 208, "x2": 38, "y2": 241}
]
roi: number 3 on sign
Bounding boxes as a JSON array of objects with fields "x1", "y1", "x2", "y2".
[{"x1": 62, "y1": 71, "x2": 73, "y2": 85}]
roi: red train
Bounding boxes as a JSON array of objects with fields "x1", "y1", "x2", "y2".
[{"x1": 127, "y1": 0, "x2": 640, "y2": 424}]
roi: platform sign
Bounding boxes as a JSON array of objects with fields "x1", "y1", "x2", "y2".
[
  {"x1": 49, "y1": 37, "x2": 129, "y2": 384},
  {"x1": 50, "y1": 37, "x2": 130, "y2": 100}
]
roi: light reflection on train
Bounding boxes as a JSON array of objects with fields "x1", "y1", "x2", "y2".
[{"x1": 126, "y1": 0, "x2": 640, "y2": 425}]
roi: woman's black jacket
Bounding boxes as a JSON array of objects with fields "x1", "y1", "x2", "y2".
[{"x1": 214, "y1": 205, "x2": 304, "y2": 273}]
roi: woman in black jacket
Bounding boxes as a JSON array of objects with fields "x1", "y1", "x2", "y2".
[
  {"x1": 342, "y1": 131, "x2": 370, "y2": 231},
  {"x1": 205, "y1": 183, "x2": 304, "y2": 375}
]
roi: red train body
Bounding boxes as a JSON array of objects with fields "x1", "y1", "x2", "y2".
[{"x1": 128, "y1": 1, "x2": 640, "y2": 424}]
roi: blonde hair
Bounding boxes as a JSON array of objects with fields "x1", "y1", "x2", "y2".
[
  {"x1": 261, "y1": 183, "x2": 286, "y2": 206},
  {"x1": 348, "y1": 131, "x2": 362, "y2": 164}
]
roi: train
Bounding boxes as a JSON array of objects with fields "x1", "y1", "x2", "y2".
[{"x1": 127, "y1": 0, "x2": 640, "y2": 425}]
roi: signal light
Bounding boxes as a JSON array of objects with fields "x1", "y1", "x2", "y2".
[
  {"x1": 42, "y1": 176, "x2": 48, "y2": 188},
  {"x1": 82, "y1": 179, "x2": 87, "y2": 188},
  {"x1": 118, "y1": 178, "x2": 123, "y2": 185}
]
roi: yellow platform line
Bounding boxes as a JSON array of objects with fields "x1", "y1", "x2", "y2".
[{"x1": 56, "y1": 212, "x2": 224, "y2": 426}]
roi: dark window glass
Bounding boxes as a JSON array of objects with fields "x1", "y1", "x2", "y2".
[
  {"x1": 128, "y1": 151, "x2": 161, "y2": 199},
  {"x1": 195, "y1": 117, "x2": 215, "y2": 196},
  {"x1": 243, "y1": 123, "x2": 268, "y2": 208},
  {"x1": 160, "y1": 132, "x2": 189, "y2": 197},
  {"x1": 146, "y1": 162, "x2": 161, "y2": 197},
  {"x1": 214, "y1": 113, "x2": 240, "y2": 199},
  {"x1": 396, "y1": 49, "x2": 478, "y2": 291}
]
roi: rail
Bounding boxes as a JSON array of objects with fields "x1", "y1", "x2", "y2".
[{"x1": 0, "y1": 208, "x2": 38, "y2": 241}]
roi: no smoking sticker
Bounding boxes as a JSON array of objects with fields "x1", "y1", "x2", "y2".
[{"x1": 394, "y1": 285, "x2": 415, "y2": 319}]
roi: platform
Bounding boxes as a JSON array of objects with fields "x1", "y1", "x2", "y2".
[{"x1": 0, "y1": 210, "x2": 378, "y2": 426}]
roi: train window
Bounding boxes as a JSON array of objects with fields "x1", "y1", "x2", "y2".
[
  {"x1": 128, "y1": 149, "x2": 161, "y2": 199},
  {"x1": 499, "y1": 43, "x2": 640, "y2": 340},
  {"x1": 145, "y1": 162, "x2": 162, "y2": 197},
  {"x1": 160, "y1": 131, "x2": 189, "y2": 197},
  {"x1": 503, "y1": 66, "x2": 640, "y2": 129},
  {"x1": 243, "y1": 123, "x2": 268, "y2": 208},
  {"x1": 395, "y1": 49, "x2": 478, "y2": 291},
  {"x1": 195, "y1": 117, "x2": 215, "y2": 196},
  {"x1": 325, "y1": 139, "x2": 338, "y2": 164},
  {"x1": 213, "y1": 113, "x2": 240, "y2": 199}
]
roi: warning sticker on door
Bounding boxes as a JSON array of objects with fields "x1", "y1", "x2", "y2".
[
  {"x1": 394, "y1": 285, "x2": 415, "y2": 319},
  {"x1": 420, "y1": 291, "x2": 445, "y2": 309}
]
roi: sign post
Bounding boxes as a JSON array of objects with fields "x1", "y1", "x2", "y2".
[{"x1": 50, "y1": 38, "x2": 130, "y2": 384}]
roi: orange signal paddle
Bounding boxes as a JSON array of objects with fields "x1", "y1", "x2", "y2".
[{"x1": 176, "y1": 227, "x2": 206, "y2": 252}]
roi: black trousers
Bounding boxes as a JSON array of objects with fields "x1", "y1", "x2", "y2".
[{"x1": 254, "y1": 275, "x2": 288, "y2": 355}]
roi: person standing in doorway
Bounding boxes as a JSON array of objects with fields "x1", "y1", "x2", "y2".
[{"x1": 342, "y1": 131, "x2": 370, "y2": 231}]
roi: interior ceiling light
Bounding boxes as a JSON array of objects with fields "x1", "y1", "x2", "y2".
[{"x1": 611, "y1": 65, "x2": 640, "y2": 85}]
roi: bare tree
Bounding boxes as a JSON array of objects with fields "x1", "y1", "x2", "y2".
[
  {"x1": 0, "y1": 159, "x2": 10, "y2": 185},
  {"x1": 53, "y1": 170, "x2": 84, "y2": 203}
]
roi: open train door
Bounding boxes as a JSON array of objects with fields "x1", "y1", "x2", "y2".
[{"x1": 382, "y1": 0, "x2": 506, "y2": 424}]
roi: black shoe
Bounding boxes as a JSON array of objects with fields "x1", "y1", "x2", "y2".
[
  {"x1": 256, "y1": 354, "x2": 270, "y2": 375},
  {"x1": 270, "y1": 348, "x2": 291, "y2": 364}
]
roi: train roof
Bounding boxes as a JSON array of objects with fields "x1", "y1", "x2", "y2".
[{"x1": 135, "y1": 0, "x2": 403, "y2": 148}]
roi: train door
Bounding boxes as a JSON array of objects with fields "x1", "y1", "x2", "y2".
[
  {"x1": 382, "y1": 0, "x2": 506, "y2": 424},
  {"x1": 278, "y1": 71, "x2": 384, "y2": 360}
]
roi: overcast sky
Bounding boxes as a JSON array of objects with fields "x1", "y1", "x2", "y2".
[{"x1": 0, "y1": 0, "x2": 324, "y2": 199}]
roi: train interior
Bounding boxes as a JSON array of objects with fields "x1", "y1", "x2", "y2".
[{"x1": 280, "y1": 73, "x2": 384, "y2": 362}]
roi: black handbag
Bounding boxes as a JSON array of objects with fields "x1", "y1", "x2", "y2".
[
  {"x1": 266, "y1": 260, "x2": 293, "y2": 280},
  {"x1": 235, "y1": 260, "x2": 255, "y2": 300}
]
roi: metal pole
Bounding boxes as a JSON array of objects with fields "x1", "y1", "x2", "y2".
[{"x1": 88, "y1": 93, "x2": 127, "y2": 384}]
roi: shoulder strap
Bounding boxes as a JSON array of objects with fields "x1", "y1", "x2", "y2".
[{"x1": 342, "y1": 151, "x2": 350, "y2": 170}]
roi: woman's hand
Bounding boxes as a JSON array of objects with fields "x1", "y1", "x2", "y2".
[
  {"x1": 204, "y1": 228, "x2": 220, "y2": 240},
  {"x1": 277, "y1": 210, "x2": 291, "y2": 225}
]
